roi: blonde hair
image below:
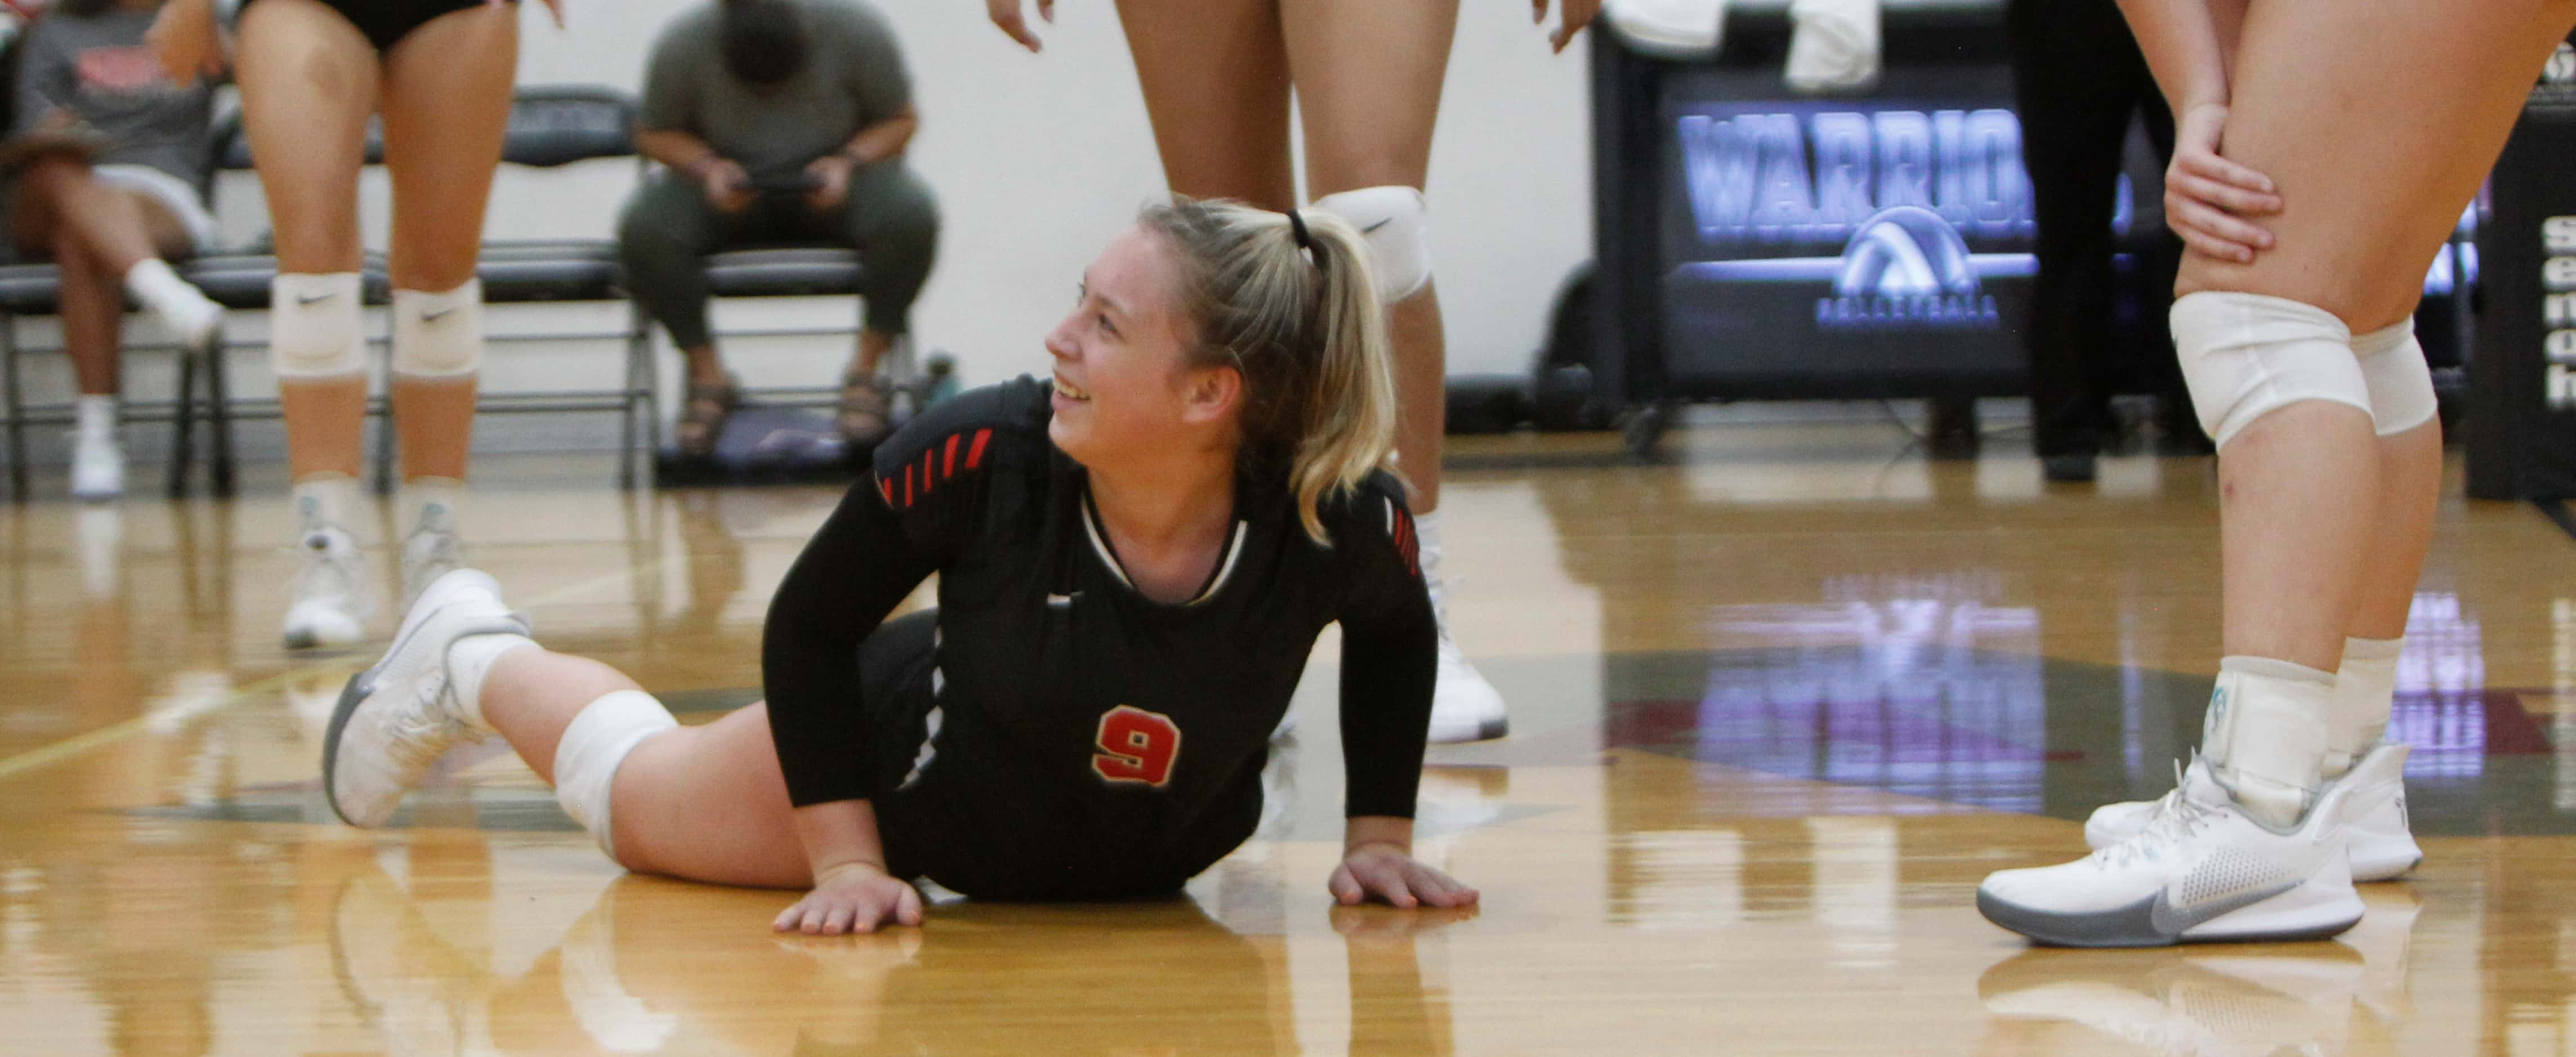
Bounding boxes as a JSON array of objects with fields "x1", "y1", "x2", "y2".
[{"x1": 1136, "y1": 197, "x2": 1400, "y2": 545}]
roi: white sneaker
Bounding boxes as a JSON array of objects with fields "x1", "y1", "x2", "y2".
[
  {"x1": 399, "y1": 503, "x2": 465, "y2": 612},
  {"x1": 2086, "y1": 743, "x2": 2420, "y2": 881},
  {"x1": 1978, "y1": 760, "x2": 2365, "y2": 947},
  {"x1": 1419, "y1": 541, "x2": 1507, "y2": 744},
  {"x1": 323, "y1": 568, "x2": 529, "y2": 828},
  {"x1": 284, "y1": 523, "x2": 372, "y2": 650},
  {"x1": 154, "y1": 286, "x2": 225, "y2": 355},
  {"x1": 70, "y1": 428, "x2": 124, "y2": 501}
]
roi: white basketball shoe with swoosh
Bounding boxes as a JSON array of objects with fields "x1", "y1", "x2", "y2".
[
  {"x1": 1977, "y1": 758, "x2": 2367, "y2": 947},
  {"x1": 2086, "y1": 742, "x2": 2420, "y2": 881}
]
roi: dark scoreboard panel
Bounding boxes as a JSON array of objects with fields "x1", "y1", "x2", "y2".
[
  {"x1": 2468, "y1": 36, "x2": 2576, "y2": 503},
  {"x1": 1590, "y1": 1, "x2": 2474, "y2": 410}
]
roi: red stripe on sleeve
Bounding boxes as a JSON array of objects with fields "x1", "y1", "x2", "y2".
[
  {"x1": 922, "y1": 450, "x2": 936, "y2": 494},
  {"x1": 878, "y1": 477, "x2": 893, "y2": 505},
  {"x1": 943, "y1": 433, "x2": 959, "y2": 478},
  {"x1": 966, "y1": 428, "x2": 993, "y2": 469},
  {"x1": 904, "y1": 464, "x2": 914, "y2": 507}
]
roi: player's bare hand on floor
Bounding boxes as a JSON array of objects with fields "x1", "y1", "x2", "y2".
[
  {"x1": 1329, "y1": 842, "x2": 1481, "y2": 909},
  {"x1": 775, "y1": 862, "x2": 925, "y2": 935}
]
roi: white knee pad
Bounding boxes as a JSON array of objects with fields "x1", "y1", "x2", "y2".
[
  {"x1": 2351, "y1": 318, "x2": 2437, "y2": 437},
  {"x1": 391, "y1": 279, "x2": 484, "y2": 378},
  {"x1": 2169, "y1": 292, "x2": 2374, "y2": 449},
  {"x1": 269, "y1": 272, "x2": 366, "y2": 379},
  {"x1": 553, "y1": 688, "x2": 679, "y2": 862},
  {"x1": 1310, "y1": 186, "x2": 1430, "y2": 304}
]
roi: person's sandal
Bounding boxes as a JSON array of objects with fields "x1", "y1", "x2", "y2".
[
  {"x1": 838, "y1": 372, "x2": 894, "y2": 447},
  {"x1": 676, "y1": 376, "x2": 740, "y2": 458}
]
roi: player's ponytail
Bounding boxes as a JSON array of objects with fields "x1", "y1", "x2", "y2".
[{"x1": 1137, "y1": 198, "x2": 1400, "y2": 545}]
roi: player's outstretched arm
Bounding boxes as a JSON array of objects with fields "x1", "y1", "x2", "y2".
[{"x1": 1330, "y1": 816, "x2": 1480, "y2": 910}]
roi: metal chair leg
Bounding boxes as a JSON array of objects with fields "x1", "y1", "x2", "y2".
[
  {"x1": 635, "y1": 302, "x2": 663, "y2": 485},
  {"x1": 1, "y1": 314, "x2": 23, "y2": 501},
  {"x1": 168, "y1": 347, "x2": 198, "y2": 499},
  {"x1": 372, "y1": 338, "x2": 394, "y2": 496},
  {"x1": 619, "y1": 303, "x2": 643, "y2": 489},
  {"x1": 206, "y1": 339, "x2": 235, "y2": 497}
]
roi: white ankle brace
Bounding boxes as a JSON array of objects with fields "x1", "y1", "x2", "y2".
[{"x1": 2202, "y1": 655, "x2": 2334, "y2": 828}]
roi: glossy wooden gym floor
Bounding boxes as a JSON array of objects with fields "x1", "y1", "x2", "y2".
[{"x1": 5, "y1": 417, "x2": 2576, "y2": 1055}]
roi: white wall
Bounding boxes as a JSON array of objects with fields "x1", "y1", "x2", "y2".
[
  {"x1": 497, "y1": 0, "x2": 1595, "y2": 384},
  {"x1": 12, "y1": 1, "x2": 1594, "y2": 458}
]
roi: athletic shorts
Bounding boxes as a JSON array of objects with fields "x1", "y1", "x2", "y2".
[
  {"x1": 243, "y1": 0, "x2": 517, "y2": 52},
  {"x1": 840, "y1": 610, "x2": 945, "y2": 880},
  {"x1": 92, "y1": 165, "x2": 216, "y2": 256}
]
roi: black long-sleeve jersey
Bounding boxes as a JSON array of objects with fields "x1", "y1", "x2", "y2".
[{"x1": 760, "y1": 377, "x2": 1437, "y2": 899}]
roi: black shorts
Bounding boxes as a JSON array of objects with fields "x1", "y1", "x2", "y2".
[
  {"x1": 246, "y1": 0, "x2": 515, "y2": 52},
  {"x1": 841, "y1": 610, "x2": 944, "y2": 880}
]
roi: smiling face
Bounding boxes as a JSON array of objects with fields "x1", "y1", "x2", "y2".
[{"x1": 1044, "y1": 225, "x2": 1239, "y2": 468}]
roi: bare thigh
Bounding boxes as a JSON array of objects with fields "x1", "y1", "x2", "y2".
[
  {"x1": 1280, "y1": 0, "x2": 1457, "y2": 195},
  {"x1": 379, "y1": 2, "x2": 517, "y2": 290},
  {"x1": 123, "y1": 190, "x2": 195, "y2": 260},
  {"x1": 233, "y1": 0, "x2": 376, "y2": 274},
  {"x1": 2177, "y1": 0, "x2": 2576, "y2": 329},
  {"x1": 608, "y1": 702, "x2": 812, "y2": 890},
  {"x1": 1112, "y1": 0, "x2": 1297, "y2": 209}
]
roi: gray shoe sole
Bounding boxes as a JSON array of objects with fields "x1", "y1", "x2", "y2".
[
  {"x1": 1975, "y1": 888, "x2": 2362, "y2": 948},
  {"x1": 320, "y1": 662, "x2": 385, "y2": 828}
]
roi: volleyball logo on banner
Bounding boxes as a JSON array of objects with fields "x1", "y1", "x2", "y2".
[
  {"x1": 1672, "y1": 107, "x2": 2035, "y2": 334},
  {"x1": 1821, "y1": 206, "x2": 1999, "y2": 329}
]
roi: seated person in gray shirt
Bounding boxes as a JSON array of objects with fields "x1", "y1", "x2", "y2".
[
  {"x1": 620, "y1": 0, "x2": 939, "y2": 455},
  {"x1": 6, "y1": 0, "x2": 226, "y2": 500}
]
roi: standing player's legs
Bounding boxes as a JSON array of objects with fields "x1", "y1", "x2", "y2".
[
  {"x1": 380, "y1": 3, "x2": 516, "y2": 606},
  {"x1": 1283, "y1": 0, "x2": 1503, "y2": 742},
  {"x1": 1982, "y1": 0, "x2": 2576, "y2": 946},
  {"x1": 1111, "y1": 0, "x2": 1298, "y2": 211},
  {"x1": 235, "y1": 0, "x2": 380, "y2": 648}
]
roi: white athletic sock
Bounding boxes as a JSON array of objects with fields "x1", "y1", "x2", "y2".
[
  {"x1": 445, "y1": 631, "x2": 537, "y2": 731},
  {"x1": 400, "y1": 476, "x2": 465, "y2": 537},
  {"x1": 552, "y1": 689, "x2": 679, "y2": 861},
  {"x1": 2325, "y1": 637, "x2": 2403, "y2": 777},
  {"x1": 2203, "y1": 656, "x2": 2335, "y2": 828},
  {"x1": 1414, "y1": 509, "x2": 1449, "y2": 617},
  {"x1": 122, "y1": 258, "x2": 194, "y2": 316},
  {"x1": 123, "y1": 258, "x2": 219, "y2": 343},
  {"x1": 292, "y1": 474, "x2": 363, "y2": 535},
  {"x1": 74, "y1": 395, "x2": 118, "y2": 443}
]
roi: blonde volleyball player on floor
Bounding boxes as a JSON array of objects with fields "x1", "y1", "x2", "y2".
[
  {"x1": 983, "y1": 0, "x2": 1604, "y2": 742},
  {"x1": 1978, "y1": 0, "x2": 2576, "y2": 946},
  {"x1": 148, "y1": 0, "x2": 562, "y2": 648},
  {"x1": 319, "y1": 199, "x2": 1476, "y2": 932}
]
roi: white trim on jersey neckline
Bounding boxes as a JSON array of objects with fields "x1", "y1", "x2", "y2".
[{"x1": 1079, "y1": 495, "x2": 1248, "y2": 606}]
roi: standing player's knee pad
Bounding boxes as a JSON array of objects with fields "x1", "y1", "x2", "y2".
[
  {"x1": 1310, "y1": 186, "x2": 1430, "y2": 304},
  {"x1": 2351, "y1": 319, "x2": 2437, "y2": 437},
  {"x1": 269, "y1": 273, "x2": 367, "y2": 379},
  {"x1": 2169, "y1": 291, "x2": 2373, "y2": 449},
  {"x1": 391, "y1": 278, "x2": 484, "y2": 378}
]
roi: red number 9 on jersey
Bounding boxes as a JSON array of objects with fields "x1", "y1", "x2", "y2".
[{"x1": 1092, "y1": 705, "x2": 1182, "y2": 787}]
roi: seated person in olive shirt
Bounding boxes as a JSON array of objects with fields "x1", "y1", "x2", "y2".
[{"x1": 620, "y1": 0, "x2": 939, "y2": 455}]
